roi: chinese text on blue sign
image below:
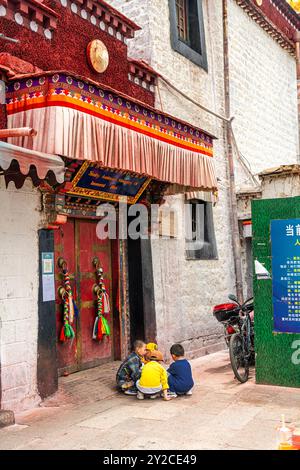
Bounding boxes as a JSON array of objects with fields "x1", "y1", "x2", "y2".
[{"x1": 271, "y1": 219, "x2": 300, "y2": 333}]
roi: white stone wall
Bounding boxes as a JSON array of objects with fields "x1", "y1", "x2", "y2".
[
  {"x1": 228, "y1": 0, "x2": 299, "y2": 187},
  {"x1": 261, "y1": 174, "x2": 300, "y2": 199},
  {"x1": 106, "y1": 0, "x2": 299, "y2": 357},
  {"x1": 0, "y1": 177, "x2": 41, "y2": 412}
]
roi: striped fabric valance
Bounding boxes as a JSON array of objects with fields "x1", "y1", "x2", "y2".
[{"x1": 6, "y1": 72, "x2": 217, "y2": 192}]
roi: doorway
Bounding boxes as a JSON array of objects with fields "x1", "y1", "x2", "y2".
[
  {"x1": 127, "y1": 238, "x2": 157, "y2": 347},
  {"x1": 128, "y1": 238, "x2": 145, "y2": 346},
  {"x1": 54, "y1": 218, "x2": 119, "y2": 375},
  {"x1": 245, "y1": 237, "x2": 253, "y2": 299}
]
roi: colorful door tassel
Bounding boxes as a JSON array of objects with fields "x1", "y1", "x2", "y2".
[
  {"x1": 59, "y1": 266, "x2": 79, "y2": 343},
  {"x1": 60, "y1": 298, "x2": 75, "y2": 342},
  {"x1": 62, "y1": 268, "x2": 79, "y2": 323},
  {"x1": 93, "y1": 265, "x2": 111, "y2": 342}
]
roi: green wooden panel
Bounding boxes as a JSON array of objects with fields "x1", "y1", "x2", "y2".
[{"x1": 252, "y1": 197, "x2": 300, "y2": 388}]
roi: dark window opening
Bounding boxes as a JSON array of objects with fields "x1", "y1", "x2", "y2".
[
  {"x1": 191, "y1": 201, "x2": 198, "y2": 241},
  {"x1": 188, "y1": 0, "x2": 202, "y2": 54}
]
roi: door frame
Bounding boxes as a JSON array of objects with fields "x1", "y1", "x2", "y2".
[{"x1": 37, "y1": 229, "x2": 58, "y2": 397}]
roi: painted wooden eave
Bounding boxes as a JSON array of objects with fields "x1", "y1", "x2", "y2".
[{"x1": 235, "y1": 0, "x2": 298, "y2": 55}]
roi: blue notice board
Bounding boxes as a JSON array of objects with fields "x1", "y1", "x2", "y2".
[{"x1": 271, "y1": 219, "x2": 300, "y2": 333}]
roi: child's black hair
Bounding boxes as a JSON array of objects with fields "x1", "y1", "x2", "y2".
[
  {"x1": 170, "y1": 343, "x2": 185, "y2": 357},
  {"x1": 133, "y1": 340, "x2": 145, "y2": 350}
]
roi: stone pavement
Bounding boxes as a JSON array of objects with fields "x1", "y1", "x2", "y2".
[{"x1": 1, "y1": 350, "x2": 300, "y2": 450}]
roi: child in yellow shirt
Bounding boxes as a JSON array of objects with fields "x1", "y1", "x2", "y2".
[{"x1": 136, "y1": 350, "x2": 171, "y2": 401}]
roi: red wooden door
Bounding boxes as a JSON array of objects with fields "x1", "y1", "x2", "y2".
[
  {"x1": 78, "y1": 220, "x2": 112, "y2": 367},
  {"x1": 55, "y1": 218, "x2": 113, "y2": 375}
]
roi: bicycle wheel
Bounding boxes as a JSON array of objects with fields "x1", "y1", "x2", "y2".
[{"x1": 229, "y1": 333, "x2": 249, "y2": 383}]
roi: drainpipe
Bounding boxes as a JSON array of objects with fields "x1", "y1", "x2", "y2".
[
  {"x1": 222, "y1": 0, "x2": 244, "y2": 303},
  {"x1": 294, "y1": 31, "x2": 300, "y2": 164}
]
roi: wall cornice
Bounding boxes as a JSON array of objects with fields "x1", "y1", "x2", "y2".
[{"x1": 235, "y1": 0, "x2": 299, "y2": 55}]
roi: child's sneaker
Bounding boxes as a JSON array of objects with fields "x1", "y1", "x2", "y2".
[
  {"x1": 185, "y1": 389, "x2": 193, "y2": 396},
  {"x1": 149, "y1": 393, "x2": 160, "y2": 399},
  {"x1": 121, "y1": 381, "x2": 134, "y2": 391},
  {"x1": 137, "y1": 391, "x2": 145, "y2": 400},
  {"x1": 124, "y1": 389, "x2": 137, "y2": 396},
  {"x1": 167, "y1": 391, "x2": 178, "y2": 398}
]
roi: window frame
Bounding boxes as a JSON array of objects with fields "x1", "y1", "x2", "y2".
[
  {"x1": 169, "y1": 0, "x2": 208, "y2": 71},
  {"x1": 185, "y1": 199, "x2": 218, "y2": 260}
]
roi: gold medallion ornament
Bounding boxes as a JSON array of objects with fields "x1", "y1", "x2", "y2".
[
  {"x1": 87, "y1": 40, "x2": 109, "y2": 73},
  {"x1": 255, "y1": 0, "x2": 263, "y2": 6}
]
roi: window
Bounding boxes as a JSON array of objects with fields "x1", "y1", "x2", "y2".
[
  {"x1": 169, "y1": 0, "x2": 208, "y2": 70},
  {"x1": 185, "y1": 200, "x2": 218, "y2": 260}
]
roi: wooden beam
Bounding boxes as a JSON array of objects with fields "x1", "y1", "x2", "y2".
[{"x1": 0, "y1": 127, "x2": 37, "y2": 138}]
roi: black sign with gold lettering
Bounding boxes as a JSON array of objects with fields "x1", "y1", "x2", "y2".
[{"x1": 67, "y1": 162, "x2": 151, "y2": 204}]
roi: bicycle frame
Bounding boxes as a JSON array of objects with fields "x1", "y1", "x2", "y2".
[{"x1": 240, "y1": 313, "x2": 252, "y2": 365}]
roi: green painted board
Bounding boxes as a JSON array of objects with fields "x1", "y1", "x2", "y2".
[{"x1": 252, "y1": 197, "x2": 300, "y2": 388}]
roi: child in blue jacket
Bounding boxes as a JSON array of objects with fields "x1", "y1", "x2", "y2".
[{"x1": 167, "y1": 344, "x2": 194, "y2": 398}]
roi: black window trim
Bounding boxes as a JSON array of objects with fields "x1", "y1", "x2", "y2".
[{"x1": 169, "y1": 0, "x2": 208, "y2": 71}]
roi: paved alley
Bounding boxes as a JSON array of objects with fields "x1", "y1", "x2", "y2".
[{"x1": 1, "y1": 351, "x2": 300, "y2": 450}]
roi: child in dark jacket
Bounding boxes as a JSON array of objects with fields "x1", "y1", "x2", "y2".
[
  {"x1": 167, "y1": 344, "x2": 194, "y2": 398},
  {"x1": 116, "y1": 340, "x2": 146, "y2": 395}
]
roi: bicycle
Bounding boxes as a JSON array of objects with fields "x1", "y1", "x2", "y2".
[{"x1": 228, "y1": 295, "x2": 255, "y2": 383}]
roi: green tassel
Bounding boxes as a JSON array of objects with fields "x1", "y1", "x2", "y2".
[
  {"x1": 65, "y1": 323, "x2": 75, "y2": 339},
  {"x1": 65, "y1": 324, "x2": 71, "y2": 338},
  {"x1": 69, "y1": 325, "x2": 75, "y2": 339},
  {"x1": 101, "y1": 316, "x2": 111, "y2": 336}
]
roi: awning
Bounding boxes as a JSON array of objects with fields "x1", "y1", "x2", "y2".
[
  {"x1": 5, "y1": 72, "x2": 217, "y2": 193},
  {"x1": 0, "y1": 141, "x2": 65, "y2": 187}
]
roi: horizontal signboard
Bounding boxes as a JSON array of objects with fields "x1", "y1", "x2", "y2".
[{"x1": 67, "y1": 162, "x2": 151, "y2": 204}]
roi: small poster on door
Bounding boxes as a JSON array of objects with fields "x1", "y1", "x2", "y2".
[{"x1": 42, "y1": 252, "x2": 55, "y2": 302}]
